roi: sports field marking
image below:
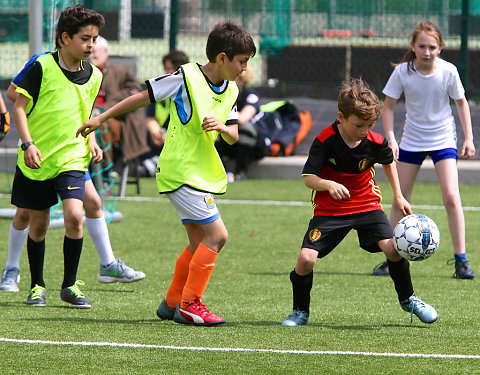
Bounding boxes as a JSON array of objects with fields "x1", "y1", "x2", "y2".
[{"x1": 0, "y1": 337, "x2": 479, "y2": 359}]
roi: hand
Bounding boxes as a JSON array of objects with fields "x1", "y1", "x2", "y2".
[
  {"x1": 0, "y1": 112, "x2": 10, "y2": 142},
  {"x1": 202, "y1": 114, "x2": 225, "y2": 133},
  {"x1": 24, "y1": 145, "x2": 43, "y2": 169},
  {"x1": 459, "y1": 139, "x2": 476, "y2": 159},
  {"x1": 77, "y1": 117, "x2": 102, "y2": 138},
  {"x1": 395, "y1": 196, "x2": 412, "y2": 216},
  {"x1": 388, "y1": 139, "x2": 399, "y2": 162},
  {"x1": 150, "y1": 129, "x2": 165, "y2": 148},
  {"x1": 328, "y1": 181, "x2": 350, "y2": 200},
  {"x1": 90, "y1": 142, "x2": 103, "y2": 164}
]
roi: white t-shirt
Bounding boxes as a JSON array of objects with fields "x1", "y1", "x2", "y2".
[{"x1": 382, "y1": 59, "x2": 465, "y2": 151}]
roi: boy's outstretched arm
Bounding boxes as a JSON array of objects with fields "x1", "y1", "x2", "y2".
[
  {"x1": 77, "y1": 90, "x2": 151, "y2": 138},
  {"x1": 382, "y1": 163, "x2": 412, "y2": 216}
]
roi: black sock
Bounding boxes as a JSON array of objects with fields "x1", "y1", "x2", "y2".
[
  {"x1": 387, "y1": 258, "x2": 414, "y2": 302},
  {"x1": 27, "y1": 236, "x2": 45, "y2": 289},
  {"x1": 62, "y1": 236, "x2": 83, "y2": 289},
  {"x1": 290, "y1": 269, "x2": 313, "y2": 313}
]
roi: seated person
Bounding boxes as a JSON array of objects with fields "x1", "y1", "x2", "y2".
[
  {"x1": 90, "y1": 36, "x2": 149, "y2": 173},
  {"x1": 216, "y1": 67, "x2": 261, "y2": 181}
]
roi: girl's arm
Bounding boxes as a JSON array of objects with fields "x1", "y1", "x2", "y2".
[
  {"x1": 303, "y1": 174, "x2": 350, "y2": 200},
  {"x1": 77, "y1": 90, "x2": 151, "y2": 137},
  {"x1": 13, "y1": 94, "x2": 43, "y2": 169},
  {"x1": 382, "y1": 163, "x2": 412, "y2": 216},
  {"x1": 88, "y1": 132, "x2": 103, "y2": 164},
  {"x1": 455, "y1": 97, "x2": 476, "y2": 159},
  {"x1": 382, "y1": 96, "x2": 399, "y2": 161}
]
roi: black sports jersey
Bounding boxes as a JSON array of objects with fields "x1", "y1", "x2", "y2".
[{"x1": 303, "y1": 121, "x2": 393, "y2": 217}]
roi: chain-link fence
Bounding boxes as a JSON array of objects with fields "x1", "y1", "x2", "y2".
[{"x1": 1, "y1": 0, "x2": 480, "y2": 99}]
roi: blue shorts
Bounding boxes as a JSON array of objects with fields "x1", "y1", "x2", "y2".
[
  {"x1": 85, "y1": 170, "x2": 91, "y2": 181},
  {"x1": 11, "y1": 167, "x2": 86, "y2": 210},
  {"x1": 398, "y1": 148, "x2": 457, "y2": 165}
]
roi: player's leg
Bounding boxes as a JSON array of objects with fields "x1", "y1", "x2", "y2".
[
  {"x1": 83, "y1": 177, "x2": 145, "y2": 283},
  {"x1": 378, "y1": 238, "x2": 437, "y2": 323},
  {"x1": 434, "y1": 156, "x2": 475, "y2": 278},
  {"x1": 373, "y1": 159, "x2": 421, "y2": 276},
  {"x1": 173, "y1": 218, "x2": 227, "y2": 326},
  {"x1": 158, "y1": 224, "x2": 200, "y2": 320},
  {"x1": 0, "y1": 208, "x2": 30, "y2": 292},
  {"x1": 25, "y1": 208, "x2": 50, "y2": 306}
]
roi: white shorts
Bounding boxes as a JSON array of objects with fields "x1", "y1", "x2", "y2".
[{"x1": 167, "y1": 185, "x2": 220, "y2": 224}]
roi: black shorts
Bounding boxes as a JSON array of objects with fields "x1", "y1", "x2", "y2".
[
  {"x1": 301, "y1": 210, "x2": 393, "y2": 258},
  {"x1": 11, "y1": 167, "x2": 85, "y2": 210}
]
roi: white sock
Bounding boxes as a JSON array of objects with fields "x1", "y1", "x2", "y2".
[
  {"x1": 85, "y1": 217, "x2": 116, "y2": 266},
  {"x1": 5, "y1": 224, "x2": 29, "y2": 269}
]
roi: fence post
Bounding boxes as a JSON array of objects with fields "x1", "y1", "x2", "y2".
[
  {"x1": 460, "y1": 0, "x2": 469, "y2": 94},
  {"x1": 29, "y1": 0, "x2": 43, "y2": 57},
  {"x1": 169, "y1": 0, "x2": 179, "y2": 51}
]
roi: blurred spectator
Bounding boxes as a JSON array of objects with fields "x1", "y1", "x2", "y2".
[
  {"x1": 216, "y1": 67, "x2": 263, "y2": 182},
  {"x1": 140, "y1": 50, "x2": 189, "y2": 177},
  {"x1": 90, "y1": 36, "x2": 149, "y2": 170},
  {"x1": 0, "y1": 91, "x2": 10, "y2": 142}
]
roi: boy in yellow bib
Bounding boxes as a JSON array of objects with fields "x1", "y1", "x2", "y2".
[
  {"x1": 12, "y1": 5, "x2": 105, "y2": 308},
  {"x1": 78, "y1": 21, "x2": 256, "y2": 325}
]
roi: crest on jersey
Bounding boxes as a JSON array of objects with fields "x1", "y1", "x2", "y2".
[
  {"x1": 309, "y1": 228, "x2": 321, "y2": 242},
  {"x1": 358, "y1": 158, "x2": 369, "y2": 171},
  {"x1": 204, "y1": 194, "x2": 216, "y2": 209}
]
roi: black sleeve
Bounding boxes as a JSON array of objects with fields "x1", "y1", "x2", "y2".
[
  {"x1": 18, "y1": 61, "x2": 42, "y2": 104},
  {"x1": 376, "y1": 138, "x2": 394, "y2": 165},
  {"x1": 145, "y1": 103, "x2": 156, "y2": 117},
  {"x1": 302, "y1": 138, "x2": 325, "y2": 176}
]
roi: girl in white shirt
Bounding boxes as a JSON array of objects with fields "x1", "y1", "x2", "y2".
[{"x1": 379, "y1": 20, "x2": 476, "y2": 279}]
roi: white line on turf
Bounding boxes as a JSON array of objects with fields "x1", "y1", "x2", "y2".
[
  {"x1": 0, "y1": 338, "x2": 479, "y2": 359},
  {"x1": 2, "y1": 193, "x2": 480, "y2": 211}
]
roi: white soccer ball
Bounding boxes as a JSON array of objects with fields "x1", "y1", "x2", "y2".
[{"x1": 393, "y1": 214, "x2": 440, "y2": 261}]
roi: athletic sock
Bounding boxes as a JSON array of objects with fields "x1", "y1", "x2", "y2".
[
  {"x1": 387, "y1": 258, "x2": 414, "y2": 302},
  {"x1": 27, "y1": 236, "x2": 45, "y2": 289},
  {"x1": 290, "y1": 269, "x2": 313, "y2": 313},
  {"x1": 165, "y1": 246, "x2": 193, "y2": 308},
  {"x1": 454, "y1": 253, "x2": 467, "y2": 262},
  {"x1": 62, "y1": 236, "x2": 83, "y2": 289},
  {"x1": 5, "y1": 224, "x2": 29, "y2": 269},
  {"x1": 180, "y1": 243, "x2": 217, "y2": 307},
  {"x1": 85, "y1": 217, "x2": 116, "y2": 266}
]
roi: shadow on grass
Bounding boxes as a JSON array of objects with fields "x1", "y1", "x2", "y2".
[
  {"x1": 225, "y1": 321, "x2": 429, "y2": 329},
  {"x1": 249, "y1": 271, "x2": 455, "y2": 279}
]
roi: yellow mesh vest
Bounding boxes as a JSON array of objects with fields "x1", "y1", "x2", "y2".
[
  {"x1": 156, "y1": 63, "x2": 238, "y2": 194},
  {"x1": 16, "y1": 53, "x2": 102, "y2": 180}
]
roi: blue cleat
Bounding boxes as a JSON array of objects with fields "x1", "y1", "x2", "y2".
[
  {"x1": 156, "y1": 299, "x2": 176, "y2": 320},
  {"x1": 281, "y1": 310, "x2": 309, "y2": 326},
  {"x1": 401, "y1": 295, "x2": 438, "y2": 324}
]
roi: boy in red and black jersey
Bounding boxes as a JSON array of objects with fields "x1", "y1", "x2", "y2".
[{"x1": 281, "y1": 79, "x2": 438, "y2": 326}]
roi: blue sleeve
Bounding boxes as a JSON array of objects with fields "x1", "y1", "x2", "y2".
[{"x1": 12, "y1": 52, "x2": 51, "y2": 86}]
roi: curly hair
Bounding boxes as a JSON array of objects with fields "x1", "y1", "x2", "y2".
[{"x1": 338, "y1": 78, "x2": 382, "y2": 123}]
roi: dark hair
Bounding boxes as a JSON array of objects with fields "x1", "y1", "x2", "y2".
[
  {"x1": 206, "y1": 20, "x2": 256, "y2": 63},
  {"x1": 55, "y1": 4, "x2": 105, "y2": 49},
  {"x1": 398, "y1": 20, "x2": 444, "y2": 72},
  {"x1": 162, "y1": 50, "x2": 189, "y2": 70},
  {"x1": 338, "y1": 78, "x2": 382, "y2": 123}
]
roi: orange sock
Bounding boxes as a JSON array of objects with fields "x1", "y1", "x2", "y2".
[
  {"x1": 181, "y1": 243, "x2": 218, "y2": 306},
  {"x1": 165, "y1": 246, "x2": 193, "y2": 308}
]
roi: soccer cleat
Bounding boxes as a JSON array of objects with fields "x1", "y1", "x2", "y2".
[
  {"x1": 448, "y1": 258, "x2": 476, "y2": 279},
  {"x1": 0, "y1": 267, "x2": 20, "y2": 292},
  {"x1": 400, "y1": 295, "x2": 438, "y2": 324},
  {"x1": 156, "y1": 299, "x2": 176, "y2": 320},
  {"x1": 98, "y1": 258, "x2": 146, "y2": 283},
  {"x1": 60, "y1": 280, "x2": 91, "y2": 309},
  {"x1": 26, "y1": 285, "x2": 46, "y2": 306},
  {"x1": 281, "y1": 310, "x2": 309, "y2": 326},
  {"x1": 372, "y1": 260, "x2": 389, "y2": 276},
  {"x1": 173, "y1": 299, "x2": 225, "y2": 326}
]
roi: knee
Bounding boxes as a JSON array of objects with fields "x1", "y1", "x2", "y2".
[
  {"x1": 64, "y1": 211, "x2": 84, "y2": 232},
  {"x1": 442, "y1": 192, "x2": 461, "y2": 210},
  {"x1": 84, "y1": 194, "x2": 102, "y2": 218},
  {"x1": 29, "y1": 215, "x2": 49, "y2": 240},
  {"x1": 296, "y1": 251, "x2": 316, "y2": 273},
  {"x1": 13, "y1": 208, "x2": 31, "y2": 229}
]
